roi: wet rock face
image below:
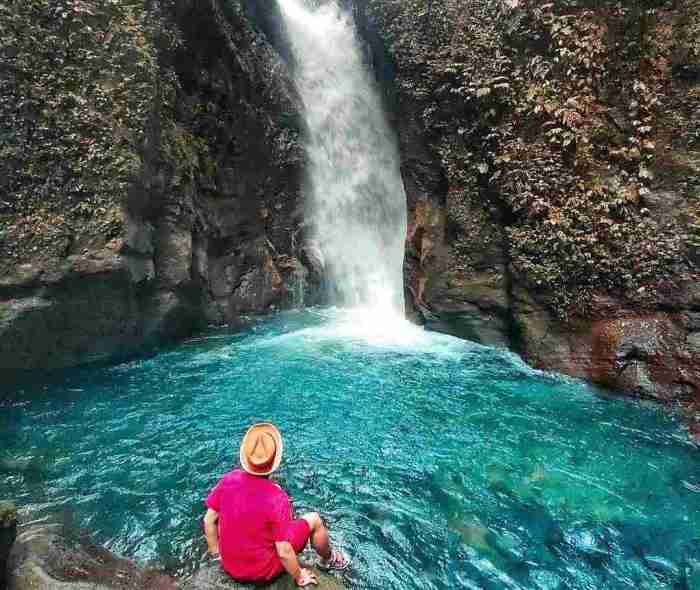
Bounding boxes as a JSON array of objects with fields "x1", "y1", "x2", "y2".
[
  {"x1": 0, "y1": 243, "x2": 200, "y2": 370},
  {"x1": 0, "y1": 0, "x2": 314, "y2": 370},
  {"x1": 160, "y1": 0, "x2": 317, "y2": 322},
  {"x1": 362, "y1": 0, "x2": 700, "y2": 405},
  {"x1": 398, "y1": 137, "x2": 512, "y2": 348},
  {"x1": 6, "y1": 522, "x2": 345, "y2": 590},
  {"x1": 7, "y1": 522, "x2": 175, "y2": 590},
  {"x1": 512, "y1": 290, "x2": 700, "y2": 403},
  {"x1": 672, "y1": 64, "x2": 700, "y2": 81}
]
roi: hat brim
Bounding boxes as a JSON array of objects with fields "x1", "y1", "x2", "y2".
[{"x1": 239, "y1": 422, "x2": 283, "y2": 476}]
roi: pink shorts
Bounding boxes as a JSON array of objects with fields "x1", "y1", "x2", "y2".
[
  {"x1": 287, "y1": 518, "x2": 311, "y2": 553},
  {"x1": 269, "y1": 519, "x2": 311, "y2": 580}
]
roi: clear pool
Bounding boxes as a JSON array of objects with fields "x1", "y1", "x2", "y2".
[{"x1": 2, "y1": 309, "x2": 699, "y2": 589}]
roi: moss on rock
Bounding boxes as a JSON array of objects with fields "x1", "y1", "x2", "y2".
[
  {"x1": 367, "y1": 0, "x2": 699, "y2": 319},
  {"x1": 0, "y1": 0, "x2": 168, "y2": 274},
  {"x1": 0, "y1": 501, "x2": 17, "y2": 528}
]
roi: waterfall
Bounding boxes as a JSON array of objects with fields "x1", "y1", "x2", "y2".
[{"x1": 277, "y1": 0, "x2": 408, "y2": 316}]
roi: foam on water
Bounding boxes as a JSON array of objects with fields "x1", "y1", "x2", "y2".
[{"x1": 241, "y1": 308, "x2": 466, "y2": 359}]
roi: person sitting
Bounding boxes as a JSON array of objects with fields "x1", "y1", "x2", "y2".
[{"x1": 203, "y1": 422, "x2": 349, "y2": 587}]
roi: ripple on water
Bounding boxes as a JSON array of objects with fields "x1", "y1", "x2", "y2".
[{"x1": 1, "y1": 309, "x2": 699, "y2": 589}]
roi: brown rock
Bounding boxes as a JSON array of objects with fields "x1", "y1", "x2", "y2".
[
  {"x1": 511, "y1": 287, "x2": 583, "y2": 378},
  {"x1": 513, "y1": 292, "x2": 700, "y2": 403},
  {"x1": 406, "y1": 183, "x2": 511, "y2": 347},
  {"x1": 423, "y1": 272, "x2": 512, "y2": 347},
  {"x1": 588, "y1": 316, "x2": 689, "y2": 401}
]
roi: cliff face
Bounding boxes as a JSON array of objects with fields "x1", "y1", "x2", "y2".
[
  {"x1": 2, "y1": 0, "x2": 699, "y2": 409},
  {"x1": 362, "y1": 0, "x2": 700, "y2": 404},
  {"x1": 0, "y1": 0, "x2": 314, "y2": 369}
]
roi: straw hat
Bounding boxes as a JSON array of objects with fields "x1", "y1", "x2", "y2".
[{"x1": 239, "y1": 422, "x2": 284, "y2": 476}]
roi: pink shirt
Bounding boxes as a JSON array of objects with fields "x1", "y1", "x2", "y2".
[{"x1": 206, "y1": 469, "x2": 293, "y2": 582}]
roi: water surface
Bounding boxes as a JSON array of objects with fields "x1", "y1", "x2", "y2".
[{"x1": 2, "y1": 309, "x2": 699, "y2": 589}]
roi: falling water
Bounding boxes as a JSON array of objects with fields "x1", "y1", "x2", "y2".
[{"x1": 277, "y1": 0, "x2": 408, "y2": 316}]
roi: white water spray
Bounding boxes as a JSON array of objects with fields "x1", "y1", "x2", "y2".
[{"x1": 277, "y1": 0, "x2": 408, "y2": 317}]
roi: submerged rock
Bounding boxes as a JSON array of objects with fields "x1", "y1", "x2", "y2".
[
  {"x1": 0, "y1": 455, "x2": 45, "y2": 483},
  {"x1": 563, "y1": 527, "x2": 611, "y2": 568},
  {"x1": 642, "y1": 555, "x2": 680, "y2": 579},
  {"x1": 450, "y1": 518, "x2": 493, "y2": 555},
  {"x1": 449, "y1": 517, "x2": 529, "y2": 579}
]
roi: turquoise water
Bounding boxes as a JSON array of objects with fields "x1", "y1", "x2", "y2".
[{"x1": 2, "y1": 309, "x2": 700, "y2": 589}]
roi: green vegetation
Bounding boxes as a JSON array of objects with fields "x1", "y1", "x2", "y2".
[
  {"x1": 0, "y1": 0, "x2": 160, "y2": 268},
  {"x1": 1, "y1": 0, "x2": 697, "y2": 320},
  {"x1": 0, "y1": 0, "x2": 190, "y2": 272},
  {"x1": 368, "y1": 0, "x2": 699, "y2": 318}
]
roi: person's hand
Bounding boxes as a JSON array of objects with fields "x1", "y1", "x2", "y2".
[{"x1": 295, "y1": 568, "x2": 318, "y2": 587}]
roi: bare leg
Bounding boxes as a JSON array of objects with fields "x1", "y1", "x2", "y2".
[{"x1": 301, "y1": 512, "x2": 332, "y2": 560}]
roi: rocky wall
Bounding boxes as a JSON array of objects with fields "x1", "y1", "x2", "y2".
[
  {"x1": 0, "y1": 0, "x2": 317, "y2": 371},
  {"x1": 362, "y1": 0, "x2": 700, "y2": 406},
  {"x1": 2, "y1": 0, "x2": 700, "y2": 412}
]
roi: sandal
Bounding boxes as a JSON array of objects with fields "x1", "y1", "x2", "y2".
[{"x1": 318, "y1": 548, "x2": 350, "y2": 572}]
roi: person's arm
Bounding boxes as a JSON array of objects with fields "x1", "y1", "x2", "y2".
[
  {"x1": 275, "y1": 541, "x2": 317, "y2": 587},
  {"x1": 203, "y1": 508, "x2": 220, "y2": 557}
]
